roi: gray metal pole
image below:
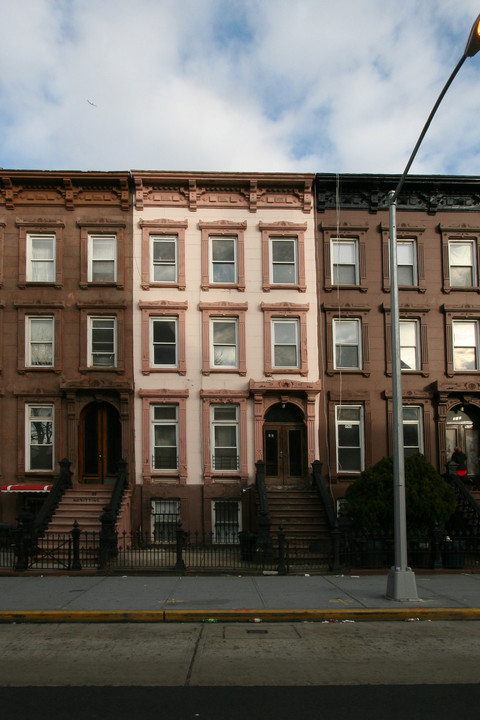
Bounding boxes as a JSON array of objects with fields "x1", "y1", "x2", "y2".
[{"x1": 386, "y1": 192, "x2": 418, "y2": 600}]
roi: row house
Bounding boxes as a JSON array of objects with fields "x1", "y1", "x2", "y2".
[
  {"x1": 131, "y1": 172, "x2": 321, "y2": 538},
  {"x1": 0, "y1": 171, "x2": 134, "y2": 527},
  {"x1": 315, "y1": 173, "x2": 480, "y2": 513}
]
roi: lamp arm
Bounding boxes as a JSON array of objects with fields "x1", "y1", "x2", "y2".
[{"x1": 392, "y1": 53, "x2": 467, "y2": 202}]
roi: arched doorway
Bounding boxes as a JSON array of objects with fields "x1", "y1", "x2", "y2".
[
  {"x1": 446, "y1": 404, "x2": 480, "y2": 478},
  {"x1": 263, "y1": 402, "x2": 307, "y2": 485},
  {"x1": 79, "y1": 402, "x2": 121, "y2": 484}
]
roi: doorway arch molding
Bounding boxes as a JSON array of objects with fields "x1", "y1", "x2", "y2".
[
  {"x1": 249, "y1": 379, "x2": 321, "y2": 467},
  {"x1": 435, "y1": 381, "x2": 480, "y2": 471}
]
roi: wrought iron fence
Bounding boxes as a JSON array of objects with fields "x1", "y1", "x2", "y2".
[{"x1": 2, "y1": 522, "x2": 480, "y2": 573}]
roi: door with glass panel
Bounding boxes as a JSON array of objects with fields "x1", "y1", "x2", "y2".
[{"x1": 263, "y1": 403, "x2": 307, "y2": 485}]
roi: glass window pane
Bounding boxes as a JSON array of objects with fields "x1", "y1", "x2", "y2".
[
  {"x1": 154, "y1": 406, "x2": 177, "y2": 420},
  {"x1": 336, "y1": 346, "x2": 359, "y2": 368},
  {"x1": 450, "y1": 242, "x2": 473, "y2": 265},
  {"x1": 451, "y1": 267, "x2": 473, "y2": 286},
  {"x1": 274, "y1": 322, "x2": 296, "y2": 344},
  {"x1": 338, "y1": 448, "x2": 361, "y2": 471},
  {"x1": 397, "y1": 242, "x2": 414, "y2": 264},
  {"x1": 454, "y1": 348, "x2": 476, "y2": 371},
  {"x1": 274, "y1": 345, "x2": 297, "y2": 366},
  {"x1": 214, "y1": 406, "x2": 237, "y2": 421},
  {"x1": 154, "y1": 425, "x2": 177, "y2": 446},
  {"x1": 215, "y1": 426, "x2": 237, "y2": 446},
  {"x1": 333, "y1": 242, "x2": 355, "y2": 264},
  {"x1": 453, "y1": 322, "x2": 475, "y2": 346},
  {"x1": 92, "y1": 238, "x2": 115, "y2": 260},
  {"x1": 335, "y1": 320, "x2": 358, "y2": 343},
  {"x1": 337, "y1": 407, "x2": 360, "y2": 422},
  {"x1": 338, "y1": 424, "x2": 360, "y2": 446},
  {"x1": 212, "y1": 238, "x2": 235, "y2": 261},
  {"x1": 213, "y1": 321, "x2": 236, "y2": 344},
  {"x1": 153, "y1": 320, "x2": 176, "y2": 343},
  {"x1": 153, "y1": 240, "x2": 175, "y2": 262}
]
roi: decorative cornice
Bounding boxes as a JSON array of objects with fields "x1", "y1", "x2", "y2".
[
  {"x1": 315, "y1": 174, "x2": 480, "y2": 215},
  {"x1": 0, "y1": 172, "x2": 130, "y2": 211}
]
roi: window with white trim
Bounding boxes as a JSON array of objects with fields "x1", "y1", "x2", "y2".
[
  {"x1": 397, "y1": 240, "x2": 417, "y2": 286},
  {"x1": 211, "y1": 318, "x2": 238, "y2": 368},
  {"x1": 88, "y1": 316, "x2": 116, "y2": 367},
  {"x1": 150, "y1": 317, "x2": 178, "y2": 368},
  {"x1": 211, "y1": 405, "x2": 239, "y2": 471},
  {"x1": 210, "y1": 236, "x2": 237, "y2": 284},
  {"x1": 331, "y1": 239, "x2": 358, "y2": 286},
  {"x1": 26, "y1": 316, "x2": 54, "y2": 367},
  {"x1": 452, "y1": 320, "x2": 480, "y2": 371},
  {"x1": 272, "y1": 319, "x2": 300, "y2": 369},
  {"x1": 333, "y1": 318, "x2": 361, "y2": 369},
  {"x1": 212, "y1": 500, "x2": 241, "y2": 543},
  {"x1": 403, "y1": 406, "x2": 423, "y2": 457},
  {"x1": 449, "y1": 240, "x2": 476, "y2": 287},
  {"x1": 400, "y1": 319, "x2": 420, "y2": 371},
  {"x1": 88, "y1": 235, "x2": 117, "y2": 282},
  {"x1": 151, "y1": 499, "x2": 180, "y2": 542},
  {"x1": 270, "y1": 237, "x2": 298, "y2": 285},
  {"x1": 335, "y1": 406, "x2": 364, "y2": 473},
  {"x1": 26, "y1": 404, "x2": 54, "y2": 471},
  {"x1": 26, "y1": 234, "x2": 55, "y2": 283},
  {"x1": 151, "y1": 405, "x2": 179, "y2": 471},
  {"x1": 151, "y1": 235, "x2": 177, "y2": 283}
]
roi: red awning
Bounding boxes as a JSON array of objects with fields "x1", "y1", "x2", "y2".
[{"x1": 0, "y1": 484, "x2": 52, "y2": 493}]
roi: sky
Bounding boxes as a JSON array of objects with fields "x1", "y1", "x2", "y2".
[{"x1": 1, "y1": 0, "x2": 480, "y2": 176}]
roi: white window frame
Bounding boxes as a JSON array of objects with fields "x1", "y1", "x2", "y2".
[
  {"x1": 452, "y1": 320, "x2": 480, "y2": 371},
  {"x1": 150, "y1": 316, "x2": 178, "y2": 368},
  {"x1": 151, "y1": 405, "x2": 179, "y2": 472},
  {"x1": 272, "y1": 318, "x2": 300, "y2": 369},
  {"x1": 331, "y1": 239, "x2": 359, "y2": 286},
  {"x1": 209, "y1": 236, "x2": 238, "y2": 285},
  {"x1": 212, "y1": 500, "x2": 242, "y2": 543},
  {"x1": 210, "y1": 404, "x2": 240, "y2": 472},
  {"x1": 87, "y1": 234, "x2": 117, "y2": 283},
  {"x1": 335, "y1": 405, "x2": 364, "y2": 473},
  {"x1": 269, "y1": 236, "x2": 298, "y2": 285},
  {"x1": 26, "y1": 233, "x2": 56, "y2": 283},
  {"x1": 25, "y1": 403, "x2": 54, "y2": 472},
  {"x1": 403, "y1": 406, "x2": 423, "y2": 457},
  {"x1": 150, "y1": 235, "x2": 178, "y2": 284},
  {"x1": 26, "y1": 316, "x2": 54, "y2": 367},
  {"x1": 448, "y1": 239, "x2": 476, "y2": 288},
  {"x1": 397, "y1": 239, "x2": 417, "y2": 286},
  {"x1": 151, "y1": 499, "x2": 180, "y2": 542},
  {"x1": 399, "y1": 319, "x2": 420, "y2": 371},
  {"x1": 333, "y1": 318, "x2": 362, "y2": 370},
  {"x1": 210, "y1": 317, "x2": 239, "y2": 369},
  {"x1": 88, "y1": 316, "x2": 117, "y2": 368}
]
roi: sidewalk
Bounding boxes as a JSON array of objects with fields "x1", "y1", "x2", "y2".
[{"x1": 1, "y1": 572, "x2": 480, "y2": 622}]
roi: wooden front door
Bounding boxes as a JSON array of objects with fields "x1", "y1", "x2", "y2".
[
  {"x1": 79, "y1": 402, "x2": 121, "y2": 484},
  {"x1": 446, "y1": 406, "x2": 480, "y2": 478},
  {"x1": 264, "y1": 424, "x2": 306, "y2": 485}
]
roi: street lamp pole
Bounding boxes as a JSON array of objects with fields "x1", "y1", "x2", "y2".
[{"x1": 386, "y1": 13, "x2": 480, "y2": 601}]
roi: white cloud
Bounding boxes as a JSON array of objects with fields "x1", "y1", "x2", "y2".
[{"x1": 0, "y1": 0, "x2": 479, "y2": 174}]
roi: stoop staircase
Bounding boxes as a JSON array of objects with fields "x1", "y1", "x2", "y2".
[
  {"x1": 265, "y1": 487, "x2": 331, "y2": 542},
  {"x1": 45, "y1": 486, "x2": 113, "y2": 534}
]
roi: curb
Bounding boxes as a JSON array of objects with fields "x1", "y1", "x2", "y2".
[{"x1": 1, "y1": 608, "x2": 480, "y2": 623}]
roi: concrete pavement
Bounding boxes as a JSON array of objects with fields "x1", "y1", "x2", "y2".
[{"x1": 1, "y1": 572, "x2": 480, "y2": 622}]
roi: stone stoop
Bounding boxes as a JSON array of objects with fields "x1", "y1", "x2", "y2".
[
  {"x1": 44, "y1": 487, "x2": 113, "y2": 535},
  {"x1": 265, "y1": 488, "x2": 331, "y2": 541}
]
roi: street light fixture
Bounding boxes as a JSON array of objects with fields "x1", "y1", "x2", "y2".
[{"x1": 386, "y1": 13, "x2": 480, "y2": 601}]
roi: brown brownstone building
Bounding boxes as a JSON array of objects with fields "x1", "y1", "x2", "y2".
[
  {"x1": 315, "y1": 173, "x2": 480, "y2": 512},
  {"x1": 0, "y1": 171, "x2": 134, "y2": 527}
]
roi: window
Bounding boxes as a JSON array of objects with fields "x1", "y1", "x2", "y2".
[
  {"x1": 26, "y1": 316, "x2": 54, "y2": 367},
  {"x1": 449, "y1": 240, "x2": 476, "y2": 287},
  {"x1": 272, "y1": 319, "x2": 300, "y2": 368},
  {"x1": 397, "y1": 240, "x2": 417, "y2": 286},
  {"x1": 151, "y1": 499, "x2": 180, "y2": 542},
  {"x1": 452, "y1": 320, "x2": 479, "y2": 371},
  {"x1": 270, "y1": 237, "x2": 297, "y2": 285},
  {"x1": 333, "y1": 319, "x2": 361, "y2": 369},
  {"x1": 151, "y1": 405, "x2": 178, "y2": 471},
  {"x1": 151, "y1": 236, "x2": 177, "y2": 283},
  {"x1": 88, "y1": 316, "x2": 116, "y2": 367},
  {"x1": 336, "y1": 406, "x2": 364, "y2": 473},
  {"x1": 88, "y1": 235, "x2": 117, "y2": 282},
  {"x1": 212, "y1": 500, "x2": 241, "y2": 543},
  {"x1": 403, "y1": 406, "x2": 423, "y2": 456},
  {"x1": 26, "y1": 404, "x2": 54, "y2": 471},
  {"x1": 211, "y1": 318, "x2": 238, "y2": 368},
  {"x1": 26, "y1": 234, "x2": 55, "y2": 282},
  {"x1": 331, "y1": 239, "x2": 358, "y2": 285},
  {"x1": 150, "y1": 317, "x2": 178, "y2": 368},
  {"x1": 400, "y1": 320, "x2": 419, "y2": 371},
  {"x1": 211, "y1": 405, "x2": 239, "y2": 471},
  {"x1": 210, "y1": 236, "x2": 237, "y2": 284}
]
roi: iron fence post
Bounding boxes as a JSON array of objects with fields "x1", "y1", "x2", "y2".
[
  {"x1": 277, "y1": 526, "x2": 287, "y2": 575},
  {"x1": 70, "y1": 520, "x2": 82, "y2": 571},
  {"x1": 174, "y1": 520, "x2": 186, "y2": 572},
  {"x1": 331, "y1": 519, "x2": 341, "y2": 573}
]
